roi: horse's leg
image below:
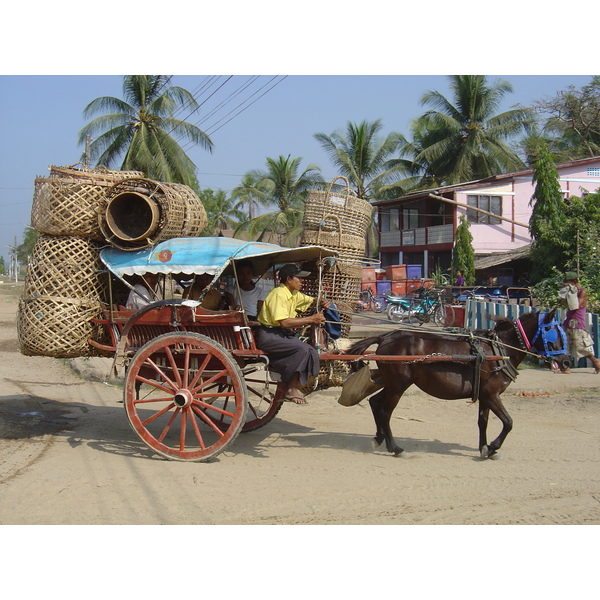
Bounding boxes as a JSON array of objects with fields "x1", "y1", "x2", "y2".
[
  {"x1": 369, "y1": 386, "x2": 406, "y2": 456},
  {"x1": 369, "y1": 389, "x2": 387, "y2": 448},
  {"x1": 477, "y1": 402, "x2": 490, "y2": 453},
  {"x1": 479, "y1": 393, "x2": 513, "y2": 458}
]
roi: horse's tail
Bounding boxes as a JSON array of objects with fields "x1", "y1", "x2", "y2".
[{"x1": 345, "y1": 335, "x2": 386, "y2": 370}]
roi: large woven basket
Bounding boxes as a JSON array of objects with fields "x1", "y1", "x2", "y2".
[
  {"x1": 31, "y1": 165, "x2": 145, "y2": 239},
  {"x1": 99, "y1": 178, "x2": 208, "y2": 250},
  {"x1": 48, "y1": 164, "x2": 145, "y2": 182},
  {"x1": 302, "y1": 176, "x2": 374, "y2": 239},
  {"x1": 17, "y1": 235, "x2": 109, "y2": 358},
  {"x1": 301, "y1": 229, "x2": 367, "y2": 261}
]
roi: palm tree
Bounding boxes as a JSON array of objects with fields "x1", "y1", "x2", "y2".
[
  {"x1": 241, "y1": 155, "x2": 322, "y2": 245},
  {"x1": 408, "y1": 75, "x2": 534, "y2": 185},
  {"x1": 230, "y1": 173, "x2": 272, "y2": 220},
  {"x1": 314, "y1": 119, "x2": 403, "y2": 200},
  {"x1": 78, "y1": 75, "x2": 213, "y2": 188}
]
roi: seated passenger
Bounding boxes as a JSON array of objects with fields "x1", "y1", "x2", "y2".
[
  {"x1": 225, "y1": 260, "x2": 268, "y2": 321},
  {"x1": 126, "y1": 273, "x2": 161, "y2": 310},
  {"x1": 254, "y1": 263, "x2": 330, "y2": 405},
  {"x1": 182, "y1": 272, "x2": 223, "y2": 310}
]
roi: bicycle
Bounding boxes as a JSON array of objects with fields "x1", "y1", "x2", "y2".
[{"x1": 356, "y1": 287, "x2": 386, "y2": 313}]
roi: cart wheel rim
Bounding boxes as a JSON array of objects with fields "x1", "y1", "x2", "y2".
[
  {"x1": 240, "y1": 365, "x2": 283, "y2": 432},
  {"x1": 124, "y1": 332, "x2": 247, "y2": 462}
]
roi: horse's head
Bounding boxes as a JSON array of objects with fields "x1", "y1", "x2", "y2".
[{"x1": 515, "y1": 309, "x2": 570, "y2": 371}]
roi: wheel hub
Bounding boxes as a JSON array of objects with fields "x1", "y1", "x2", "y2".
[{"x1": 173, "y1": 389, "x2": 193, "y2": 408}]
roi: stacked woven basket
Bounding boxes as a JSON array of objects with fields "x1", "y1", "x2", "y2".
[
  {"x1": 18, "y1": 164, "x2": 208, "y2": 358},
  {"x1": 299, "y1": 176, "x2": 374, "y2": 388}
]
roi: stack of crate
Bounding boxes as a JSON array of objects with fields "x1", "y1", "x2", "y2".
[{"x1": 362, "y1": 264, "x2": 434, "y2": 297}]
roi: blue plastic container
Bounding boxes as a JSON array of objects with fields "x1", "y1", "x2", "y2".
[
  {"x1": 406, "y1": 264, "x2": 422, "y2": 279},
  {"x1": 376, "y1": 280, "x2": 392, "y2": 295}
]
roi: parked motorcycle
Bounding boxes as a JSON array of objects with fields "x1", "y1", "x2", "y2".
[{"x1": 385, "y1": 287, "x2": 446, "y2": 325}]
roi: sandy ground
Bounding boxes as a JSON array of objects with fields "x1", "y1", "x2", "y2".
[{"x1": 1, "y1": 283, "x2": 599, "y2": 527}]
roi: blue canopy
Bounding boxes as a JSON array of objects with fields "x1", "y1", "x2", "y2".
[{"x1": 99, "y1": 237, "x2": 337, "y2": 280}]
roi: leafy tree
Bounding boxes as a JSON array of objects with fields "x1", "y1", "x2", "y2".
[
  {"x1": 529, "y1": 143, "x2": 565, "y2": 238},
  {"x1": 407, "y1": 75, "x2": 533, "y2": 185},
  {"x1": 78, "y1": 76, "x2": 213, "y2": 187},
  {"x1": 452, "y1": 216, "x2": 475, "y2": 285},
  {"x1": 17, "y1": 227, "x2": 37, "y2": 265},
  {"x1": 197, "y1": 188, "x2": 245, "y2": 236},
  {"x1": 239, "y1": 156, "x2": 322, "y2": 246},
  {"x1": 528, "y1": 144, "x2": 568, "y2": 282},
  {"x1": 534, "y1": 76, "x2": 600, "y2": 161},
  {"x1": 0, "y1": 256, "x2": 5, "y2": 274},
  {"x1": 530, "y1": 191, "x2": 600, "y2": 311}
]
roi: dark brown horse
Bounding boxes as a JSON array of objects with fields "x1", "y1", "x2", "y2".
[{"x1": 346, "y1": 309, "x2": 568, "y2": 459}]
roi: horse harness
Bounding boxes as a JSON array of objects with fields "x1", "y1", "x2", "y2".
[{"x1": 466, "y1": 330, "x2": 518, "y2": 404}]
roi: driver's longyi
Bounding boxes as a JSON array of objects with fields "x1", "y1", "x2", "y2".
[{"x1": 255, "y1": 264, "x2": 330, "y2": 405}]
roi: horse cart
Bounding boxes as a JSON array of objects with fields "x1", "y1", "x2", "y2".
[{"x1": 90, "y1": 237, "x2": 559, "y2": 462}]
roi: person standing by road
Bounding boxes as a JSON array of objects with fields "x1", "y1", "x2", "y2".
[{"x1": 559, "y1": 271, "x2": 600, "y2": 374}]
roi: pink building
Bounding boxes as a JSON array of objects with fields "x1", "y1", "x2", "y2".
[{"x1": 375, "y1": 156, "x2": 600, "y2": 283}]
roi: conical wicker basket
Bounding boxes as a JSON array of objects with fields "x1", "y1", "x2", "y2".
[
  {"x1": 99, "y1": 178, "x2": 208, "y2": 250},
  {"x1": 31, "y1": 165, "x2": 145, "y2": 239},
  {"x1": 17, "y1": 235, "x2": 109, "y2": 358}
]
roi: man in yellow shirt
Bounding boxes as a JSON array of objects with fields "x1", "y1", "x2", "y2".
[{"x1": 255, "y1": 263, "x2": 330, "y2": 404}]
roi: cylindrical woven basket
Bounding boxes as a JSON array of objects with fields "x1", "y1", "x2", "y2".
[
  {"x1": 48, "y1": 164, "x2": 145, "y2": 182},
  {"x1": 99, "y1": 178, "x2": 207, "y2": 250},
  {"x1": 31, "y1": 165, "x2": 145, "y2": 239},
  {"x1": 301, "y1": 229, "x2": 367, "y2": 261},
  {"x1": 302, "y1": 176, "x2": 374, "y2": 238},
  {"x1": 17, "y1": 235, "x2": 110, "y2": 358}
]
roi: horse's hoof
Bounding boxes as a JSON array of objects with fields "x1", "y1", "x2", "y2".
[{"x1": 480, "y1": 445, "x2": 499, "y2": 459}]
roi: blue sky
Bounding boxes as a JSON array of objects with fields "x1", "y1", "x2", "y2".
[{"x1": 0, "y1": 73, "x2": 595, "y2": 263}]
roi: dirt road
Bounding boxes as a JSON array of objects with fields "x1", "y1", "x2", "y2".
[{"x1": 1, "y1": 284, "x2": 599, "y2": 525}]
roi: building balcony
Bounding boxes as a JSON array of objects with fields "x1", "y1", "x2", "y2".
[{"x1": 380, "y1": 224, "x2": 454, "y2": 248}]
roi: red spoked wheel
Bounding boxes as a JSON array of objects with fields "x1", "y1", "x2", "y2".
[
  {"x1": 124, "y1": 332, "x2": 247, "y2": 462},
  {"x1": 240, "y1": 364, "x2": 284, "y2": 432}
]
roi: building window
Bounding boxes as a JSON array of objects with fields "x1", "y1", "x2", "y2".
[
  {"x1": 588, "y1": 167, "x2": 600, "y2": 176},
  {"x1": 380, "y1": 210, "x2": 390, "y2": 232},
  {"x1": 467, "y1": 195, "x2": 502, "y2": 224},
  {"x1": 403, "y1": 208, "x2": 419, "y2": 229}
]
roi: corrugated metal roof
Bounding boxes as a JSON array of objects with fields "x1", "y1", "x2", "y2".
[{"x1": 474, "y1": 244, "x2": 531, "y2": 269}]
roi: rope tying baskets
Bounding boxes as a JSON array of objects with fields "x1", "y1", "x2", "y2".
[
  {"x1": 17, "y1": 235, "x2": 109, "y2": 358},
  {"x1": 99, "y1": 178, "x2": 208, "y2": 250},
  {"x1": 31, "y1": 165, "x2": 145, "y2": 239}
]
